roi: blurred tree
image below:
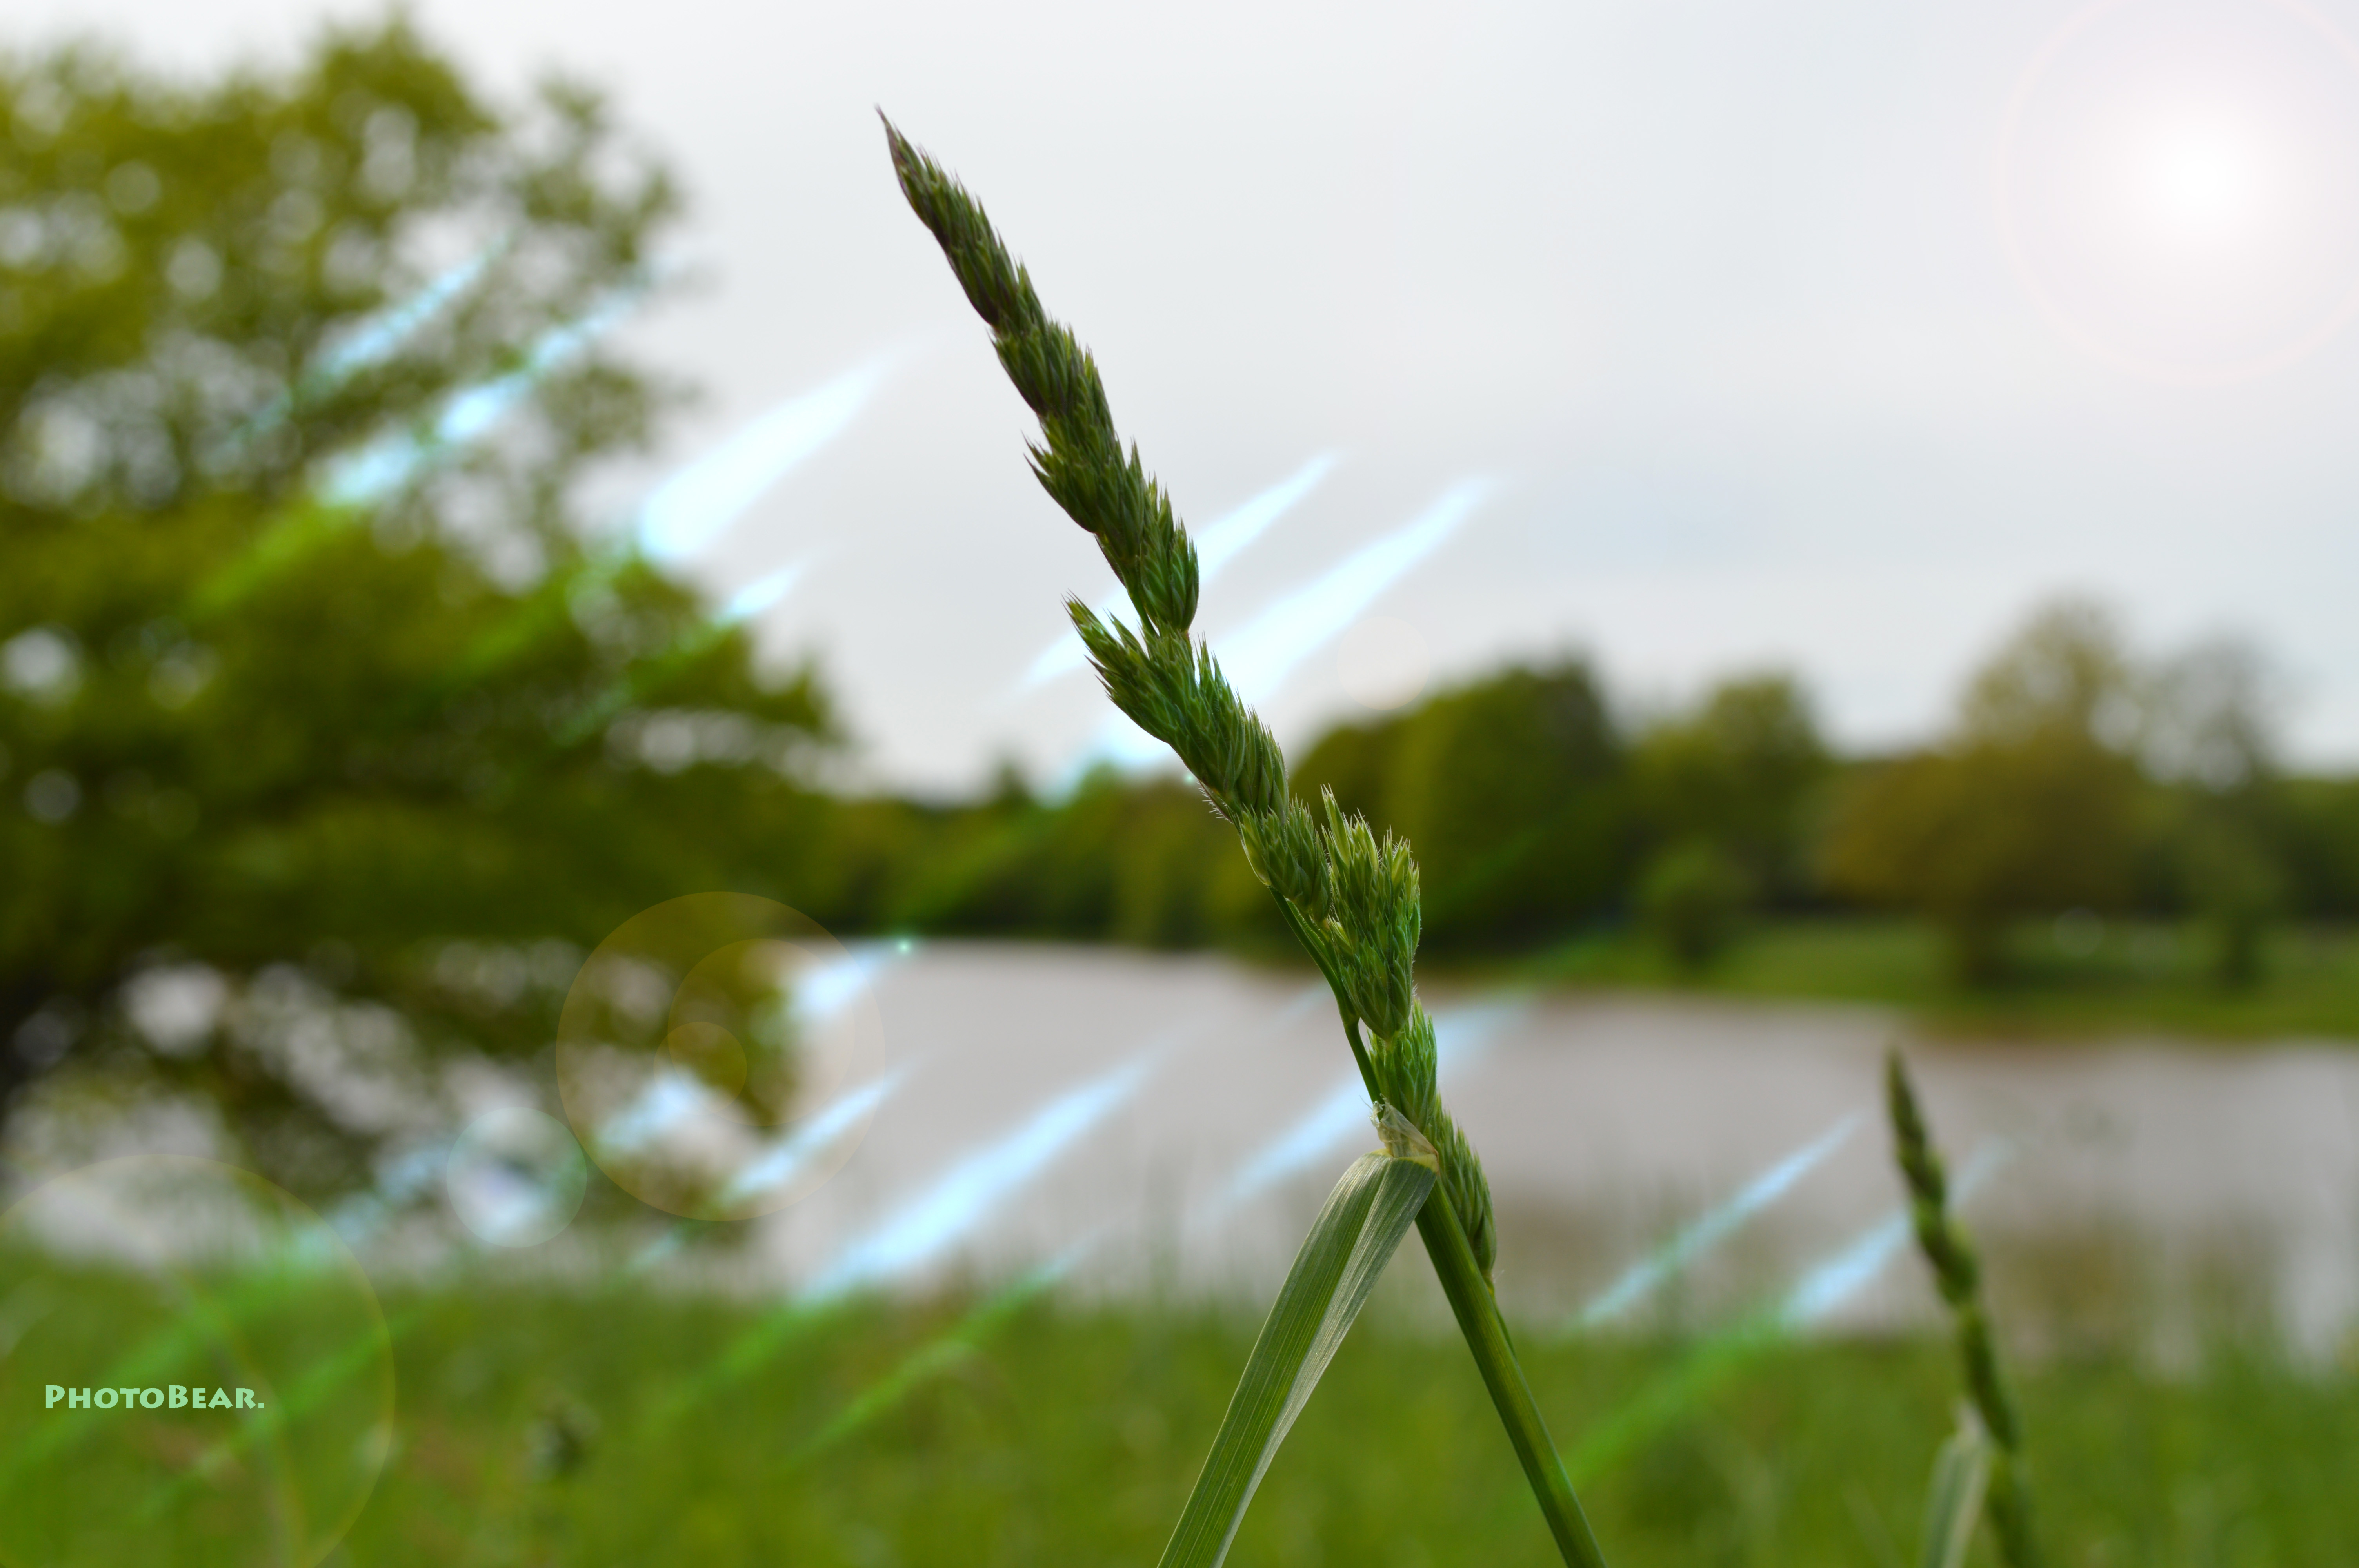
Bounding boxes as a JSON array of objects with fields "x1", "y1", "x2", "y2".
[
  {"x1": 1635, "y1": 838, "x2": 1752, "y2": 973},
  {"x1": 1956, "y1": 598, "x2": 2141, "y2": 748},
  {"x1": 2177, "y1": 817, "x2": 2284, "y2": 989},
  {"x1": 1821, "y1": 601, "x2": 2143, "y2": 985},
  {"x1": 2141, "y1": 635, "x2": 2290, "y2": 987},
  {"x1": 0, "y1": 20, "x2": 838, "y2": 1196},
  {"x1": 1287, "y1": 711, "x2": 1403, "y2": 829},
  {"x1": 865, "y1": 764, "x2": 1276, "y2": 954},
  {"x1": 2280, "y1": 775, "x2": 2359, "y2": 919},
  {"x1": 1377, "y1": 659, "x2": 1629, "y2": 949},
  {"x1": 1631, "y1": 671, "x2": 1828, "y2": 905}
]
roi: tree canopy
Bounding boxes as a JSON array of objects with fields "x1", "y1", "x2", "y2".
[
  {"x1": 1823, "y1": 600, "x2": 2223, "y2": 984},
  {"x1": 0, "y1": 18, "x2": 838, "y2": 1196}
]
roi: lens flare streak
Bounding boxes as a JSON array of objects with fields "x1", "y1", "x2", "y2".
[
  {"x1": 545, "y1": 559, "x2": 816, "y2": 750},
  {"x1": 1059, "y1": 476, "x2": 1492, "y2": 784},
  {"x1": 783, "y1": 1236, "x2": 1096, "y2": 1470},
  {"x1": 321, "y1": 282, "x2": 652, "y2": 510},
  {"x1": 434, "y1": 345, "x2": 896, "y2": 723},
  {"x1": 1212, "y1": 475, "x2": 1490, "y2": 704},
  {"x1": 719, "y1": 562, "x2": 809, "y2": 625},
  {"x1": 776, "y1": 993, "x2": 1539, "y2": 1474},
  {"x1": 214, "y1": 238, "x2": 507, "y2": 458},
  {"x1": 651, "y1": 1040, "x2": 1173, "y2": 1426},
  {"x1": 585, "y1": 1067, "x2": 710, "y2": 1161},
  {"x1": 1216, "y1": 991, "x2": 1532, "y2": 1211},
  {"x1": 314, "y1": 243, "x2": 506, "y2": 384},
  {"x1": 190, "y1": 284, "x2": 656, "y2": 621},
  {"x1": 1014, "y1": 453, "x2": 1339, "y2": 691},
  {"x1": 632, "y1": 354, "x2": 901, "y2": 566},
  {"x1": 712, "y1": 1067, "x2": 911, "y2": 1212},
  {"x1": 1558, "y1": 1142, "x2": 2012, "y2": 1485},
  {"x1": 802, "y1": 1051, "x2": 1158, "y2": 1301},
  {"x1": 575, "y1": 938, "x2": 913, "y2": 1170},
  {"x1": 1564, "y1": 1112, "x2": 1864, "y2": 1334}
]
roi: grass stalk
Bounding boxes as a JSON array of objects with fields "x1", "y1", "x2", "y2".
[
  {"x1": 1886, "y1": 1049, "x2": 2043, "y2": 1568},
  {"x1": 1322, "y1": 981, "x2": 1604, "y2": 1568},
  {"x1": 881, "y1": 112, "x2": 1608, "y2": 1565},
  {"x1": 1414, "y1": 1156, "x2": 1610, "y2": 1568}
]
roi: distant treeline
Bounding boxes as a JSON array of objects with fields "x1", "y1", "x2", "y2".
[{"x1": 783, "y1": 602, "x2": 2359, "y2": 988}]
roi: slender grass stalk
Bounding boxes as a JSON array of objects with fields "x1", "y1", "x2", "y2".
[
  {"x1": 881, "y1": 114, "x2": 1606, "y2": 1568},
  {"x1": 1886, "y1": 1049, "x2": 2042, "y2": 1568}
]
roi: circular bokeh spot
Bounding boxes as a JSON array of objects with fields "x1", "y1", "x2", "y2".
[
  {"x1": 664, "y1": 1021, "x2": 748, "y2": 1098},
  {"x1": 556, "y1": 893, "x2": 888, "y2": 1221},
  {"x1": 0, "y1": 1156, "x2": 394, "y2": 1568},
  {"x1": 1336, "y1": 615, "x2": 1432, "y2": 710},
  {"x1": 1997, "y1": 0, "x2": 2359, "y2": 381},
  {"x1": 445, "y1": 1107, "x2": 590, "y2": 1249}
]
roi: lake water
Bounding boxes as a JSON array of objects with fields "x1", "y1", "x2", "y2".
[{"x1": 726, "y1": 942, "x2": 2359, "y2": 1360}]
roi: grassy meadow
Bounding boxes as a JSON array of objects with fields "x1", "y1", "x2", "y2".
[
  {"x1": 1425, "y1": 916, "x2": 2359, "y2": 1042},
  {"x1": 8, "y1": 29, "x2": 2359, "y2": 1568},
  {"x1": 317, "y1": 1280, "x2": 2357, "y2": 1566},
  {"x1": 10, "y1": 1231, "x2": 2355, "y2": 1566}
]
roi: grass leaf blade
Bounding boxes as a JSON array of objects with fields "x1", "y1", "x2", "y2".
[
  {"x1": 1919, "y1": 1407, "x2": 1993, "y2": 1568},
  {"x1": 1157, "y1": 1149, "x2": 1436, "y2": 1568}
]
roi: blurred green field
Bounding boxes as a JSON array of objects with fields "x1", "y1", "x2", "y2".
[
  {"x1": 302, "y1": 1279, "x2": 2355, "y2": 1567},
  {"x1": 1437, "y1": 916, "x2": 2359, "y2": 1041}
]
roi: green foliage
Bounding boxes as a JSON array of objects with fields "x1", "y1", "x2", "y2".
[
  {"x1": 1636, "y1": 840, "x2": 1754, "y2": 973},
  {"x1": 874, "y1": 664, "x2": 1832, "y2": 971},
  {"x1": 2279, "y1": 776, "x2": 2359, "y2": 917},
  {"x1": 1505, "y1": 913, "x2": 2359, "y2": 1039},
  {"x1": 0, "y1": 20, "x2": 839, "y2": 1195},
  {"x1": 1383, "y1": 662, "x2": 1627, "y2": 949},
  {"x1": 2178, "y1": 816, "x2": 2286, "y2": 990},
  {"x1": 1282, "y1": 668, "x2": 1821, "y2": 962},
  {"x1": 1286, "y1": 711, "x2": 1399, "y2": 827},
  {"x1": 795, "y1": 601, "x2": 2348, "y2": 1021},
  {"x1": 1816, "y1": 603, "x2": 2338, "y2": 993},
  {"x1": 1283, "y1": 661, "x2": 1628, "y2": 950},
  {"x1": 1824, "y1": 603, "x2": 2146, "y2": 985},
  {"x1": 277, "y1": 1279, "x2": 2359, "y2": 1566},
  {"x1": 1630, "y1": 673, "x2": 1829, "y2": 906},
  {"x1": 841, "y1": 766, "x2": 1275, "y2": 951}
]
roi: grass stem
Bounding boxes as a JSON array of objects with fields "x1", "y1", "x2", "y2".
[
  {"x1": 1321, "y1": 984, "x2": 1604, "y2": 1568},
  {"x1": 884, "y1": 113, "x2": 1610, "y2": 1564},
  {"x1": 1415, "y1": 1161, "x2": 1610, "y2": 1568}
]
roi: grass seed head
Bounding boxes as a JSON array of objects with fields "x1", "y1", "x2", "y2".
[
  {"x1": 1887, "y1": 1047, "x2": 2040, "y2": 1568},
  {"x1": 881, "y1": 114, "x2": 1202, "y2": 641},
  {"x1": 1374, "y1": 1005, "x2": 1440, "y2": 1126},
  {"x1": 887, "y1": 106, "x2": 1503, "y2": 1292},
  {"x1": 882, "y1": 114, "x2": 1043, "y2": 338},
  {"x1": 1238, "y1": 795, "x2": 1333, "y2": 923}
]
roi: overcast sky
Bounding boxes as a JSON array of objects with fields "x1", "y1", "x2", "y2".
[{"x1": 21, "y1": 0, "x2": 2359, "y2": 792}]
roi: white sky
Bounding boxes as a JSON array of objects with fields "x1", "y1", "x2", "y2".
[{"x1": 20, "y1": 0, "x2": 2359, "y2": 791}]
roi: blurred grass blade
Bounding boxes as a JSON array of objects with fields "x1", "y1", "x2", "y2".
[
  {"x1": 1919, "y1": 1406, "x2": 1993, "y2": 1568},
  {"x1": 1158, "y1": 1147, "x2": 1436, "y2": 1568}
]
